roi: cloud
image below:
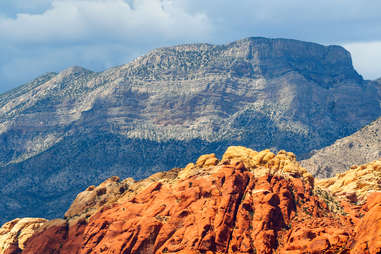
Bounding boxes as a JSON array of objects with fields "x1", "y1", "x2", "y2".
[
  {"x1": 0, "y1": 0, "x2": 211, "y2": 44},
  {"x1": 0, "y1": 0, "x2": 212, "y2": 91},
  {"x1": 0, "y1": 0, "x2": 380, "y2": 92},
  {"x1": 0, "y1": 0, "x2": 52, "y2": 18}
]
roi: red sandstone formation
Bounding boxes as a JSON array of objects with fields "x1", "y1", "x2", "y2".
[{"x1": 2, "y1": 147, "x2": 380, "y2": 254}]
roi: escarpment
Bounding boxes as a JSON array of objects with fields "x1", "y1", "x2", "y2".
[
  {"x1": 1, "y1": 37, "x2": 381, "y2": 223},
  {"x1": 0, "y1": 146, "x2": 378, "y2": 253}
]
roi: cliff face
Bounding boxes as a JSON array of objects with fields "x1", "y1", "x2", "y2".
[
  {"x1": 0, "y1": 37, "x2": 380, "y2": 223},
  {"x1": 1, "y1": 147, "x2": 378, "y2": 254},
  {"x1": 301, "y1": 116, "x2": 381, "y2": 178}
]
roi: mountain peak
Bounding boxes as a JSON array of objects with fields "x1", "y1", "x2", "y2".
[
  {"x1": 0, "y1": 36, "x2": 379, "y2": 225},
  {"x1": 127, "y1": 37, "x2": 362, "y2": 88},
  {"x1": 229, "y1": 37, "x2": 362, "y2": 87},
  {"x1": 57, "y1": 66, "x2": 93, "y2": 79}
]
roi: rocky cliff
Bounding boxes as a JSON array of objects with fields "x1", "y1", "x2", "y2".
[
  {"x1": 0, "y1": 37, "x2": 380, "y2": 223},
  {"x1": 301, "y1": 116, "x2": 381, "y2": 178},
  {"x1": 1, "y1": 146, "x2": 380, "y2": 253}
]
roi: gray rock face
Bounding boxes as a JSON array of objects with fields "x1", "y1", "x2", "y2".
[
  {"x1": 301, "y1": 116, "x2": 381, "y2": 178},
  {"x1": 0, "y1": 37, "x2": 380, "y2": 223}
]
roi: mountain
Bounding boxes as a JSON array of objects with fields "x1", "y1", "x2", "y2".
[
  {"x1": 1, "y1": 146, "x2": 380, "y2": 253},
  {"x1": 0, "y1": 37, "x2": 380, "y2": 223},
  {"x1": 301, "y1": 116, "x2": 381, "y2": 178}
]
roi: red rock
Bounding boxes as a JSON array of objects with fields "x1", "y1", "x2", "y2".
[
  {"x1": 18, "y1": 148, "x2": 381, "y2": 254},
  {"x1": 350, "y1": 192, "x2": 381, "y2": 254}
]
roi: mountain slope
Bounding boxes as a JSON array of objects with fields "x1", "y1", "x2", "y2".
[
  {"x1": 0, "y1": 37, "x2": 380, "y2": 223},
  {"x1": 301, "y1": 116, "x2": 381, "y2": 178}
]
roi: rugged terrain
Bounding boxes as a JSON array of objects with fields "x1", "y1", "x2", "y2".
[
  {"x1": 301, "y1": 116, "x2": 381, "y2": 177},
  {"x1": 1, "y1": 37, "x2": 380, "y2": 223},
  {"x1": 0, "y1": 146, "x2": 380, "y2": 253}
]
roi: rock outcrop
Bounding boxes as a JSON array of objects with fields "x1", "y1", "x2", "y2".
[
  {"x1": 64, "y1": 176, "x2": 130, "y2": 220},
  {"x1": 351, "y1": 192, "x2": 381, "y2": 254},
  {"x1": 301, "y1": 116, "x2": 381, "y2": 178},
  {"x1": 316, "y1": 159, "x2": 381, "y2": 204},
  {"x1": 1, "y1": 146, "x2": 376, "y2": 254},
  {"x1": 1, "y1": 37, "x2": 380, "y2": 223},
  {"x1": 0, "y1": 218, "x2": 47, "y2": 254}
]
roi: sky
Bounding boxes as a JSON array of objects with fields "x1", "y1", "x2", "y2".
[{"x1": 0, "y1": 0, "x2": 380, "y2": 92}]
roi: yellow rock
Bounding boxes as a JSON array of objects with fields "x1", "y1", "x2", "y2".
[
  {"x1": 220, "y1": 146, "x2": 311, "y2": 184},
  {"x1": 0, "y1": 218, "x2": 47, "y2": 253},
  {"x1": 255, "y1": 149, "x2": 275, "y2": 164},
  {"x1": 178, "y1": 163, "x2": 196, "y2": 179},
  {"x1": 195, "y1": 153, "x2": 219, "y2": 168},
  {"x1": 204, "y1": 157, "x2": 219, "y2": 167},
  {"x1": 317, "y1": 159, "x2": 381, "y2": 204},
  {"x1": 221, "y1": 146, "x2": 258, "y2": 168}
]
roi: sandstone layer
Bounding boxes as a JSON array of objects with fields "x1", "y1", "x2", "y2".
[{"x1": 3, "y1": 146, "x2": 377, "y2": 254}]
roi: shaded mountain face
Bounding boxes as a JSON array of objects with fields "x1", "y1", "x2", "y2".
[
  {"x1": 1, "y1": 147, "x2": 380, "y2": 253},
  {"x1": 0, "y1": 37, "x2": 380, "y2": 223},
  {"x1": 301, "y1": 116, "x2": 381, "y2": 178}
]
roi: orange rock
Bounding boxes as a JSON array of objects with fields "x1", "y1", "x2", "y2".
[
  {"x1": 351, "y1": 192, "x2": 381, "y2": 254},
  {"x1": 18, "y1": 148, "x2": 381, "y2": 254}
]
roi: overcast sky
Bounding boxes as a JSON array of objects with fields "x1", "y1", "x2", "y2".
[{"x1": 0, "y1": 0, "x2": 380, "y2": 92}]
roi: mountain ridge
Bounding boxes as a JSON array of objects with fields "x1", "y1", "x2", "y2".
[
  {"x1": 301, "y1": 116, "x2": 381, "y2": 177},
  {"x1": 0, "y1": 36, "x2": 380, "y2": 223}
]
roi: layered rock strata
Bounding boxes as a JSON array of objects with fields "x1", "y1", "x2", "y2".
[{"x1": 1, "y1": 37, "x2": 381, "y2": 223}]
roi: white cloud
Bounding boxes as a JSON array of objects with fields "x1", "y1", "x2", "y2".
[
  {"x1": 0, "y1": 0, "x2": 380, "y2": 91},
  {"x1": 344, "y1": 41, "x2": 381, "y2": 80},
  {"x1": 0, "y1": 0, "x2": 211, "y2": 45},
  {"x1": 0, "y1": 0, "x2": 212, "y2": 91}
]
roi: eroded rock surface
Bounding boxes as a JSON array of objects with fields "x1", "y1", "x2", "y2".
[
  {"x1": 316, "y1": 159, "x2": 381, "y2": 204},
  {"x1": 0, "y1": 218, "x2": 47, "y2": 254},
  {"x1": 351, "y1": 192, "x2": 381, "y2": 254},
  {"x1": 13, "y1": 146, "x2": 380, "y2": 254}
]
